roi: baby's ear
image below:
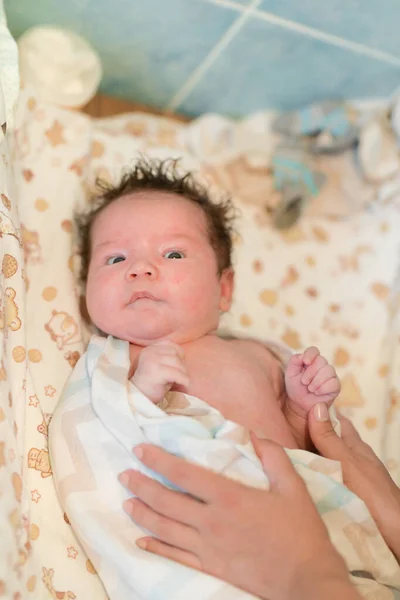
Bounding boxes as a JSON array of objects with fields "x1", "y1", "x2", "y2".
[{"x1": 219, "y1": 268, "x2": 234, "y2": 312}]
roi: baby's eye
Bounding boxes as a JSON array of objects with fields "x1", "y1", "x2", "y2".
[
  {"x1": 106, "y1": 255, "x2": 125, "y2": 265},
  {"x1": 164, "y1": 250, "x2": 184, "y2": 260}
]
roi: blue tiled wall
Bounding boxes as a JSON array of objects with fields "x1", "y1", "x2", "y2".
[{"x1": 6, "y1": 0, "x2": 400, "y2": 117}]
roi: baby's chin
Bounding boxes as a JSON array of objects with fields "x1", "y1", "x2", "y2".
[
  {"x1": 96, "y1": 324, "x2": 183, "y2": 346},
  {"x1": 126, "y1": 331, "x2": 192, "y2": 347},
  {"x1": 100, "y1": 324, "x2": 215, "y2": 347},
  {"x1": 91, "y1": 312, "x2": 219, "y2": 346}
]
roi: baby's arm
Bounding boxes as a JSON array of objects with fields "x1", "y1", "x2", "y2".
[
  {"x1": 132, "y1": 341, "x2": 189, "y2": 404},
  {"x1": 283, "y1": 347, "x2": 340, "y2": 449}
]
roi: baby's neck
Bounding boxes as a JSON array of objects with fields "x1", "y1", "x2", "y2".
[{"x1": 127, "y1": 332, "x2": 218, "y2": 379}]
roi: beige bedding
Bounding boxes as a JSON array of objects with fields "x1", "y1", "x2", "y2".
[{"x1": 1, "y1": 38, "x2": 400, "y2": 600}]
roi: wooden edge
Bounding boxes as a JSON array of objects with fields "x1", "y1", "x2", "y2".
[{"x1": 81, "y1": 92, "x2": 191, "y2": 122}]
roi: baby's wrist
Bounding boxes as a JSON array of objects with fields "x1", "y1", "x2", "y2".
[{"x1": 132, "y1": 376, "x2": 163, "y2": 404}]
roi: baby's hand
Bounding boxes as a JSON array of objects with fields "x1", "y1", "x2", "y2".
[
  {"x1": 285, "y1": 346, "x2": 340, "y2": 413},
  {"x1": 133, "y1": 340, "x2": 189, "y2": 404}
]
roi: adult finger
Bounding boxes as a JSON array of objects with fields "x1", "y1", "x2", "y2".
[
  {"x1": 125, "y1": 498, "x2": 198, "y2": 552},
  {"x1": 337, "y1": 414, "x2": 365, "y2": 451},
  {"x1": 133, "y1": 445, "x2": 236, "y2": 504},
  {"x1": 119, "y1": 469, "x2": 204, "y2": 527},
  {"x1": 250, "y1": 434, "x2": 301, "y2": 492},
  {"x1": 136, "y1": 537, "x2": 201, "y2": 571},
  {"x1": 308, "y1": 404, "x2": 350, "y2": 462}
]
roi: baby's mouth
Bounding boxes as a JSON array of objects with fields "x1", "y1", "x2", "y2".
[{"x1": 129, "y1": 291, "x2": 158, "y2": 304}]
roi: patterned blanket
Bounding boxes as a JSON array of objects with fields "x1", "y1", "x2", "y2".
[{"x1": 49, "y1": 334, "x2": 400, "y2": 599}]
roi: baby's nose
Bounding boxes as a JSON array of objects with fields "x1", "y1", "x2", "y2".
[{"x1": 126, "y1": 260, "x2": 157, "y2": 279}]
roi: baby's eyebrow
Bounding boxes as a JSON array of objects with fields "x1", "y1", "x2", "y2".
[
  {"x1": 92, "y1": 240, "x2": 117, "y2": 250},
  {"x1": 164, "y1": 234, "x2": 195, "y2": 243},
  {"x1": 92, "y1": 233, "x2": 201, "y2": 251}
]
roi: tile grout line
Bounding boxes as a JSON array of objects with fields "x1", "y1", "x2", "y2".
[
  {"x1": 165, "y1": 0, "x2": 261, "y2": 112},
  {"x1": 205, "y1": 0, "x2": 400, "y2": 66},
  {"x1": 252, "y1": 8, "x2": 400, "y2": 67},
  {"x1": 202, "y1": 0, "x2": 247, "y2": 10}
]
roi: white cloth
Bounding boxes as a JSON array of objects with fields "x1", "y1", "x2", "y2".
[
  {"x1": 18, "y1": 26, "x2": 102, "y2": 108},
  {"x1": 49, "y1": 334, "x2": 400, "y2": 599}
]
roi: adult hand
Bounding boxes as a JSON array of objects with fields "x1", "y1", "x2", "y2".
[
  {"x1": 120, "y1": 438, "x2": 355, "y2": 600},
  {"x1": 309, "y1": 403, "x2": 400, "y2": 563}
]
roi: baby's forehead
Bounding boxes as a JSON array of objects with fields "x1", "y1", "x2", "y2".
[{"x1": 90, "y1": 191, "x2": 209, "y2": 244}]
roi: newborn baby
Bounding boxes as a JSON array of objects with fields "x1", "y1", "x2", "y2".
[
  {"x1": 79, "y1": 157, "x2": 340, "y2": 448},
  {"x1": 50, "y1": 159, "x2": 400, "y2": 600}
]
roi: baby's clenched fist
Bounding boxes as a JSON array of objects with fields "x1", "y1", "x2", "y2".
[{"x1": 132, "y1": 340, "x2": 189, "y2": 404}]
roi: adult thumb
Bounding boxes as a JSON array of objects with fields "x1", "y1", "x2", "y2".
[
  {"x1": 308, "y1": 404, "x2": 349, "y2": 462},
  {"x1": 250, "y1": 432, "x2": 299, "y2": 490}
]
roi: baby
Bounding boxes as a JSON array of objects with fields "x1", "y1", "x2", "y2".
[
  {"x1": 51, "y1": 158, "x2": 399, "y2": 600},
  {"x1": 77, "y1": 157, "x2": 340, "y2": 449}
]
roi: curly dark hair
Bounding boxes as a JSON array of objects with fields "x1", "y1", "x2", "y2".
[{"x1": 74, "y1": 157, "x2": 236, "y2": 289}]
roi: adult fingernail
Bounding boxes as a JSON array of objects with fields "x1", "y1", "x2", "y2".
[
  {"x1": 123, "y1": 499, "x2": 133, "y2": 515},
  {"x1": 136, "y1": 538, "x2": 148, "y2": 550},
  {"x1": 314, "y1": 403, "x2": 329, "y2": 422},
  {"x1": 119, "y1": 472, "x2": 130, "y2": 486},
  {"x1": 134, "y1": 446, "x2": 143, "y2": 459}
]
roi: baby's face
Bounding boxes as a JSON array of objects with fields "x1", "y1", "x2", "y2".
[{"x1": 86, "y1": 191, "x2": 233, "y2": 345}]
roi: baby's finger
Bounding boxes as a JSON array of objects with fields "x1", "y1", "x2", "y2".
[
  {"x1": 160, "y1": 365, "x2": 190, "y2": 389},
  {"x1": 302, "y1": 346, "x2": 320, "y2": 366},
  {"x1": 301, "y1": 355, "x2": 327, "y2": 386},
  {"x1": 308, "y1": 364, "x2": 336, "y2": 393},
  {"x1": 157, "y1": 354, "x2": 187, "y2": 372},
  {"x1": 315, "y1": 377, "x2": 340, "y2": 397},
  {"x1": 153, "y1": 340, "x2": 185, "y2": 360},
  {"x1": 285, "y1": 354, "x2": 305, "y2": 378}
]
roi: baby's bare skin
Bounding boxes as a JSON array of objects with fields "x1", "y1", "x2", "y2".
[
  {"x1": 130, "y1": 334, "x2": 298, "y2": 449},
  {"x1": 88, "y1": 191, "x2": 339, "y2": 450}
]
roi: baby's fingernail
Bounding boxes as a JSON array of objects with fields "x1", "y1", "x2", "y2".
[{"x1": 314, "y1": 403, "x2": 329, "y2": 422}]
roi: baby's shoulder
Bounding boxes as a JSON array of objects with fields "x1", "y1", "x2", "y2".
[
  {"x1": 223, "y1": 336, "x2": 282, "y2": 369},
  {"x1": 188, "y1": 335, "x2": 284, "y2": 377}
]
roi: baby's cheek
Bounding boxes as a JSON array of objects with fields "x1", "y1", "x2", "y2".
[
  {"x1": 87, "y1": 277, "x2": 117, "y2": 317},
  {"x1": 169, "y1": 271, "x2": 186, "y2": 286}
]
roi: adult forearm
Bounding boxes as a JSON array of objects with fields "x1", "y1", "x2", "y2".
[
  {"x1": 286, "y1": 553, "x2": 361, "y2": 600},
  {"x1": 389, "y1": 523, "x2": 400, "y2": 564},
  {"x1": 370, "y1": 486, "x2": 400, "y2": 564},
  {"x1": 292, "y1": 577, "x2": 362, "y2": 600},
  {"x1": 386, "y1": 509, "x2": 400, "y2": 564}
]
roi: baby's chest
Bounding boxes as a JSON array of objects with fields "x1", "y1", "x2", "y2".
[{"x1": 184, "y1": 347, "x2": 279, "y2": 431}]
